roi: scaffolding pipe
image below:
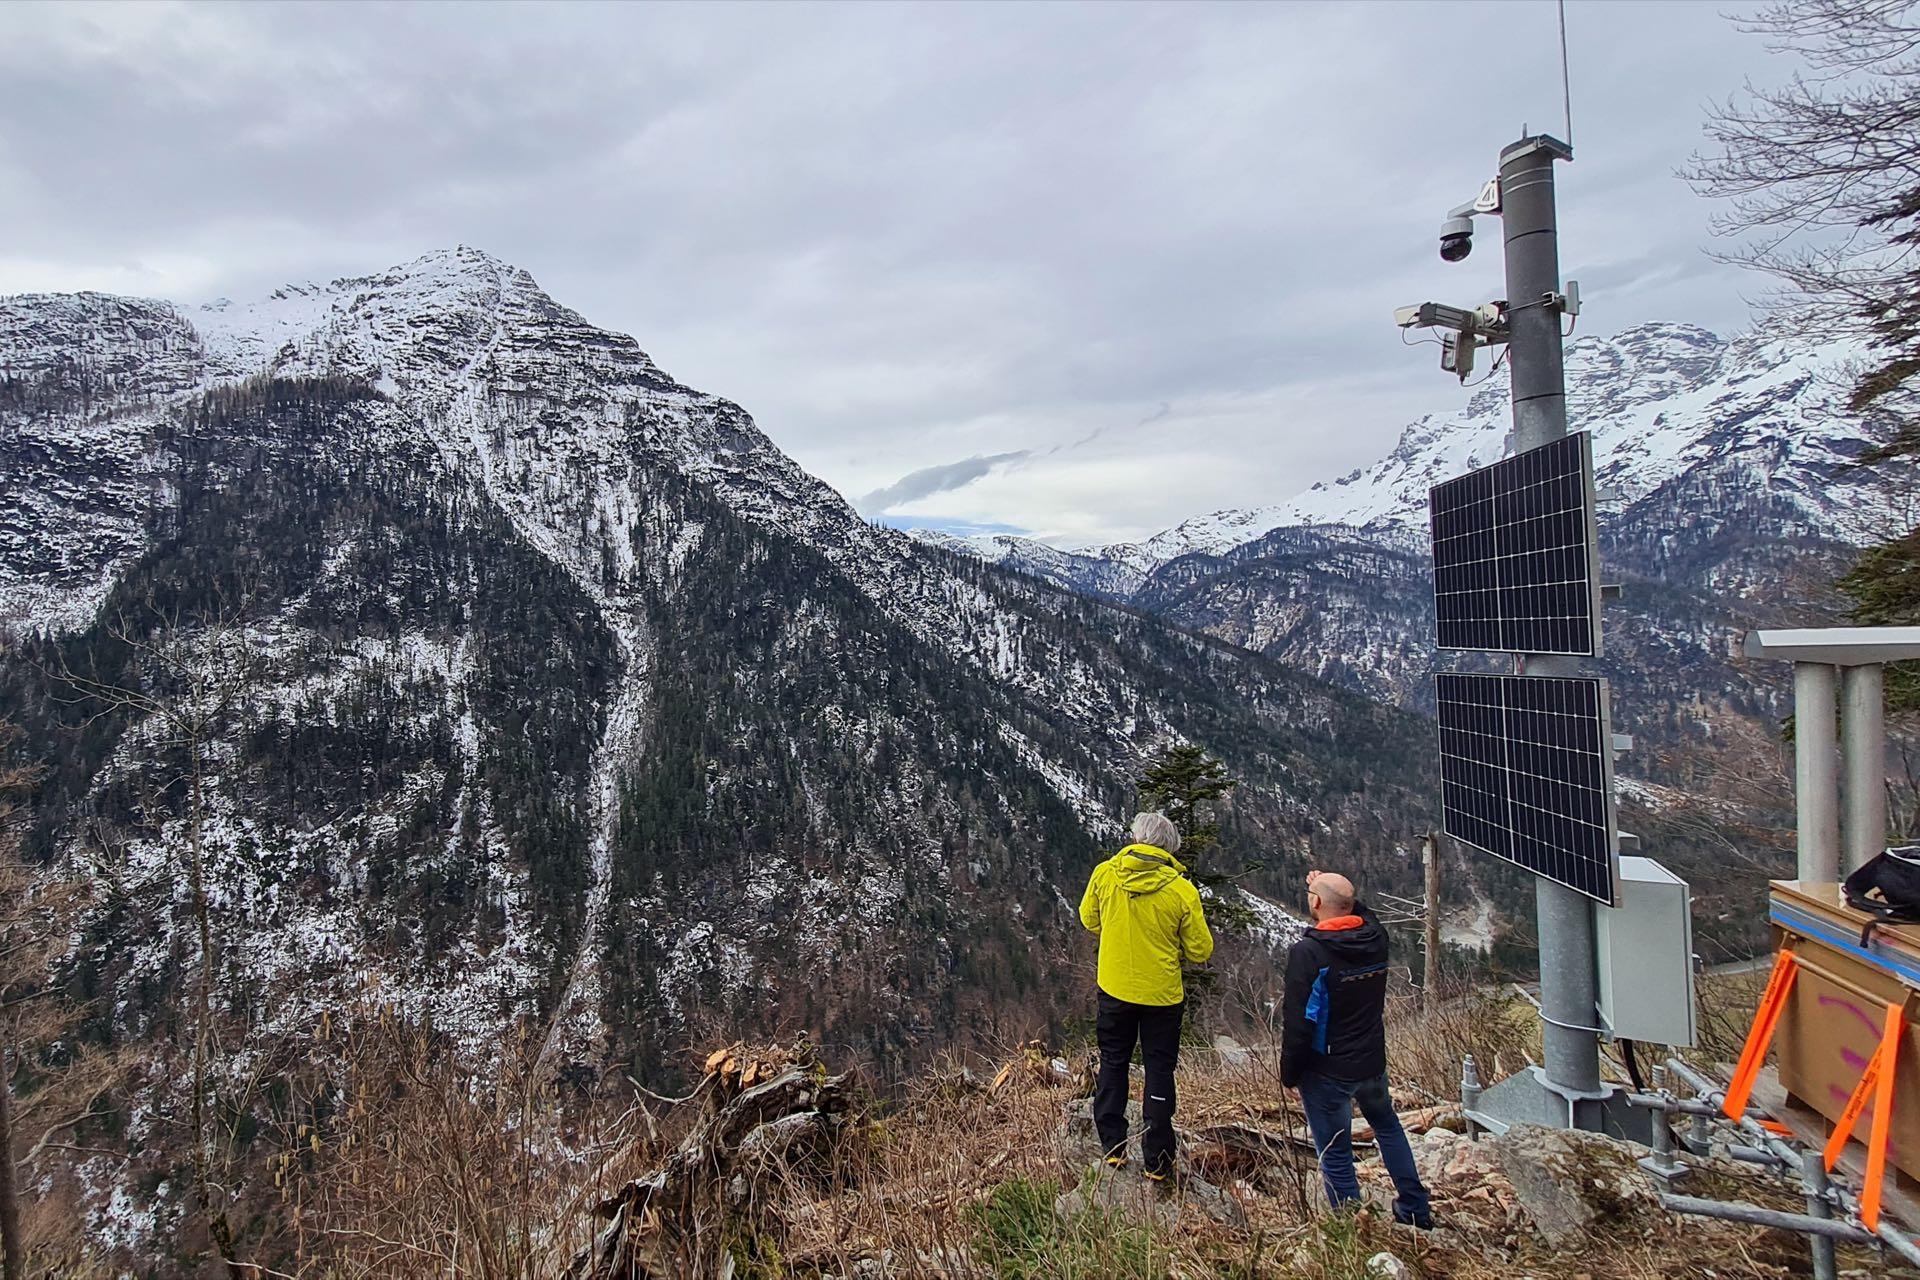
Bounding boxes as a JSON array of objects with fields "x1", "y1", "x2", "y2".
[
  {"x1": 1625, "y1": 1092, "x2": 1789, "y2": 1165},
  {"x1": 1841, "y1": 662, "x2": 1886, "y2": 875},
  {"x1": 1659, "y1": 1194, "x2": 1873, "y2": 1243},
  {"x1": 1658, "y1": 1060, "x2": 1803, "y2": 1167},
  {"x1": 1795, "y1": 662, "x2": 1839, "y2": 882},
  {"x1": 1877, "y1": 1218, "x2": 1920, "y2": 1269},
  {"x1": 1728, "y1": 1143, "x2": 1791, "y2": 1168},
  {"x1": 1661, "y1": 1058, "x2": 1920, "y2": 1269},
  {"x1": 1803, "y1": 1149, "x2": 1839, "y2": 1280},
  {"x1": 1685, "y1": 1107, "x2": 1711, "y2": 1157},
  {"x1": 1636, "y1": 1082, "x2": 1690, "y2": 1189}
]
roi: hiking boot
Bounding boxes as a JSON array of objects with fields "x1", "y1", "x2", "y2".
[
  {"x1": 1103, "y1": 1154, "x2": 1129, "y2": 1171},
  {"x1": 1393, "y1": 1209, "x2": 1435, "y2": 1230}
]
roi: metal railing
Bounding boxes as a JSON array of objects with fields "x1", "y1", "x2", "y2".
[{"x1": 1631, "y1": 1056, "x2": 1920, "y2": 1275}]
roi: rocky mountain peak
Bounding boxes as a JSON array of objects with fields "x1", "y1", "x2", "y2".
[
  {"x1": 188, "y1": 246, "x2": 660, "y2": 391},
  {"x1": 0, "y1": 289, "x2": 203, "y2": 395}
]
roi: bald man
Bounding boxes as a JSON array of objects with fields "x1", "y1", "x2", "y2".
[{"x1": 1280, "y1": 869, "x2": 1431, "y2": 1228}]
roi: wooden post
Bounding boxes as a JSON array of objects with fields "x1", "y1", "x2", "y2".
[
  {"x1": 1423, "y1": 831, "x2": 1445, "y2": 1012},
  {"x1": 0, "y1": 1044, "x2": 20, "y2": 1280}
]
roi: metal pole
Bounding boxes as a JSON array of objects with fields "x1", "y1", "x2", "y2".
[
  {"x1": 1795, "y1": 662, "x2": 1840, "y2": 882},
  {"x1": 1501, "y1": 132, "x2": 1601, "y2": 1104},
  {"x1": 1423, "y1": 831, "x2": 1444, "y2": 1010},
  {"x1": 1663, "y1": 1057, "x2": 1803, "y2": 1167},
  {"x1": 1842, "y1": 662, "x2": 1885, "y2": 875},
  {"x1": 1658, "y1": 1195, "x2": 1875, "y2": 1243},
  {"x1": 1502, "y1": 137, "x2": 1572, "y2": 451},
  {"x1": 1802, "y1": 1149, "x2": 1838, "y2": 1280},
  {"x1": 1460, "y1": 1054, "x2": 1483, "y2": 1141}
]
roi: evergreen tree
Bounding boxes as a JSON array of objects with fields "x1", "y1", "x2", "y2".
[{"x1": 1135, "y1": 744, "x2": 1253, "y2": 928}]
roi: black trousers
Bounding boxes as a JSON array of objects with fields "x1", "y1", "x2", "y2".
[{"x1": 1093, "y1": 988, "x2": 1183, "y2": 1173}]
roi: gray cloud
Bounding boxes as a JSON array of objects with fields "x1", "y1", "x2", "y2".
[
  {"x1": 0, "y1": 1, "x2": 1794, "y2": 544},
  {"x1": 861, "y1": 451, "x2": 1031, "y2": 514}
]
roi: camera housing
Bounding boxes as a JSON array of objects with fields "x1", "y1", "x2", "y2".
[{"x1": 1439, "y1": 215, "x2": 1474, "y2": 262}]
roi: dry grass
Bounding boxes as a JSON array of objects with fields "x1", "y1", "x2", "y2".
[
  {"x1": 728, "y1": 970, "x2": 1910, "y2": 1279},
  {"x1": 178, "y1": 992, "x2": 666, "y2": 1279},
  {"x1": 29, "y1": 959, "x2": 1910, "y2": 1278}
]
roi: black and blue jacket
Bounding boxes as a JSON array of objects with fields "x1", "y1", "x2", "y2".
[{"x1": 1280, "y1": 901, "x2": 1391, "y2": 1086}]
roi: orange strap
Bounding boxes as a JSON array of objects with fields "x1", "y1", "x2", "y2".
[
  {"x1": 1822, "y1": 1001, "x2": 1903, "y2": 1230},
  {"x1": 1724, "y1": 949, "x2": 1799, "y2": 1122}
]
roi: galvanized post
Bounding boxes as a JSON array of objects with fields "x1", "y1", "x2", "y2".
[
  {"x1": 1684, "y1": 1109, "x2": 1711, "y2": 1157},
  {"x1": 1794, "y1": 662, "x2": 1840, "y2": 882},
  {"x1": 1423, "y1": 831, "x2": 1444, "y2": 1011},
  {"x1": 1841, "y1": 662, "x2": 1885, "y2": 876},
  {"x1": 1460, "y1": 1054, "x2": 1483, "y2": 1141},
  {"x1": 1801, "y1": 1149, "x2": 1838, "y2": 1280},
  {"x1": 1502, "y1": 132, "x2": 1602, "y2": 1106}
]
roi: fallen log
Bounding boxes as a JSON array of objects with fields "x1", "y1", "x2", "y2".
[
  {"x1": 1190, "y1": 1119, "x2": 1330, "y2": 1159},
  {"x1": 568, "y1": 1062, "x2": 857, "y2": 1280}
]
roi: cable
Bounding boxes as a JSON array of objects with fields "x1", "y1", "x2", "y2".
[
  {"x1": 1459, "y1": 344, "x2": 1511, "y2": 388},
  {"x1": 1618, "y1": 1038, "x2": 1646, "y2": 1093},
  {"x1": 1538, "y1": 1012, "x2": 1607, "y2": 1034}
]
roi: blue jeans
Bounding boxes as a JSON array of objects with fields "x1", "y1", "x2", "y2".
[{"x1": 1298, "y1": 1070, "x2": 1432, "y2": 1225}]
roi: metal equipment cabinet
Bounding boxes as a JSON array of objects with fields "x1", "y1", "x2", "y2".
[{"x1": 1595, "y1": 855, "x2": 1696, "y2": 1047}]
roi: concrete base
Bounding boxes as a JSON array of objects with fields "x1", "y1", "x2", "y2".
[{"x1": 1464, "y1": 1066, "x2": 1656, "y2": 1145}]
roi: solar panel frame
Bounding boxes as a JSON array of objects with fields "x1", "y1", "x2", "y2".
[
  {"x1": 1429, "y1": 432, "x2": 1604, "y2": 657},
  {"x1": 1435, "y1": 671, "x2": 1620, "y2": 906}
]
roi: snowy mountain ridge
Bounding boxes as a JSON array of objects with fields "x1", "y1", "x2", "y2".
[
  {"x1": 0, "y1": 248, "x2": 1421, "y2": 1103},
  {"x1": 918, "y1": 318, "x2": 1886, "y2": 597}
]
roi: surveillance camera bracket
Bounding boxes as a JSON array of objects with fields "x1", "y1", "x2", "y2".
[{"x1": 1396, "y1": 299, "x2": 1510, "y2": 382}]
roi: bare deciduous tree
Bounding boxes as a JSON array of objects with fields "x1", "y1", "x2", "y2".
[
  {"x1": 1685, "y1": 0, "x2": 1920, "y2": 319},
  {"x1": 1689, "y1": 2, "x2": 1920, "y2": 713},
  {"x1": 50, "y1": 601, "x2": 260, "y2": 1272},
  {"x1": 0, "y1": 725, "x2": 130, "y2": 1280}
]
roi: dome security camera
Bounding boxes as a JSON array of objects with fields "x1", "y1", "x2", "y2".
[{"x1": 1439, "y1": 215, "x2": 1474, "y2": 263}]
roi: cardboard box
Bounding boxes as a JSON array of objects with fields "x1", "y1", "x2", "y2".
[{"x1": 1768, "y1": 880, "x2": 1920, "y2": 1183}]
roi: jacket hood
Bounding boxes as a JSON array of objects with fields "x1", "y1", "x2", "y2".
[
  {"x1": 1308, "y1": 914, "x2": 1385, "y2": 960},
  {"x1": 1109, "y1": 843, "x2": 1187, "y2": 896}
]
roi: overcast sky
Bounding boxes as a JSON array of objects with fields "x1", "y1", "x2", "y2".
[{"x1": 1, "y1": 1, "x2": 1787, "y2": 547}]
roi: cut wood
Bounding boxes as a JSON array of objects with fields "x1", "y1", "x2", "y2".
[{"x1": 568, "y1": 1060, "x2": 856, "y2": 1280}]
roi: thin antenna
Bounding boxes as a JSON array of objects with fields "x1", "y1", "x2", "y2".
[{"x1": 1558, "y1": 0, "x2": 1574, "y2": 145}]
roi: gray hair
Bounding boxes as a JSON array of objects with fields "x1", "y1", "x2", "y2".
[{"x1": 1130, "y1": 811, "x2": 1181, "y2": 854}]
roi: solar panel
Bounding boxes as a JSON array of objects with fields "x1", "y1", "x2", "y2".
[
  {"x1": 1429, "y1": 433, "x2": 1601, "y2": 656},
  {"x1": 1436, "y1": 672, "x2": 1619, "y2": 905}
]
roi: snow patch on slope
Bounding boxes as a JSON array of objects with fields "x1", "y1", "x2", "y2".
[{"x1": 1075, "y1": 320, "x2": 1881, "y2": 571}]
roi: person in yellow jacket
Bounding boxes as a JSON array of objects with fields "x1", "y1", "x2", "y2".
[{"x1": 1079, "y1": 811, "x2": 1214, "y2": 1179}]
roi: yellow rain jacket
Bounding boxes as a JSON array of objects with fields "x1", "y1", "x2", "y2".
[{"x1": 1078, "y1": 843, "x2": 1215, "y2": 1006}]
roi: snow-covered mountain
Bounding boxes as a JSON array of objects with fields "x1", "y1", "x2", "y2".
[
  {"x1": 1, "y1": 250, "x2": 1431, "y2": 1115},
  {"x1": 927, "y1": 320, "x2": 1888, "y2": 605},
  {"x1": 924, "y1": 318, "x2": 1881, "y2": 956}
]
